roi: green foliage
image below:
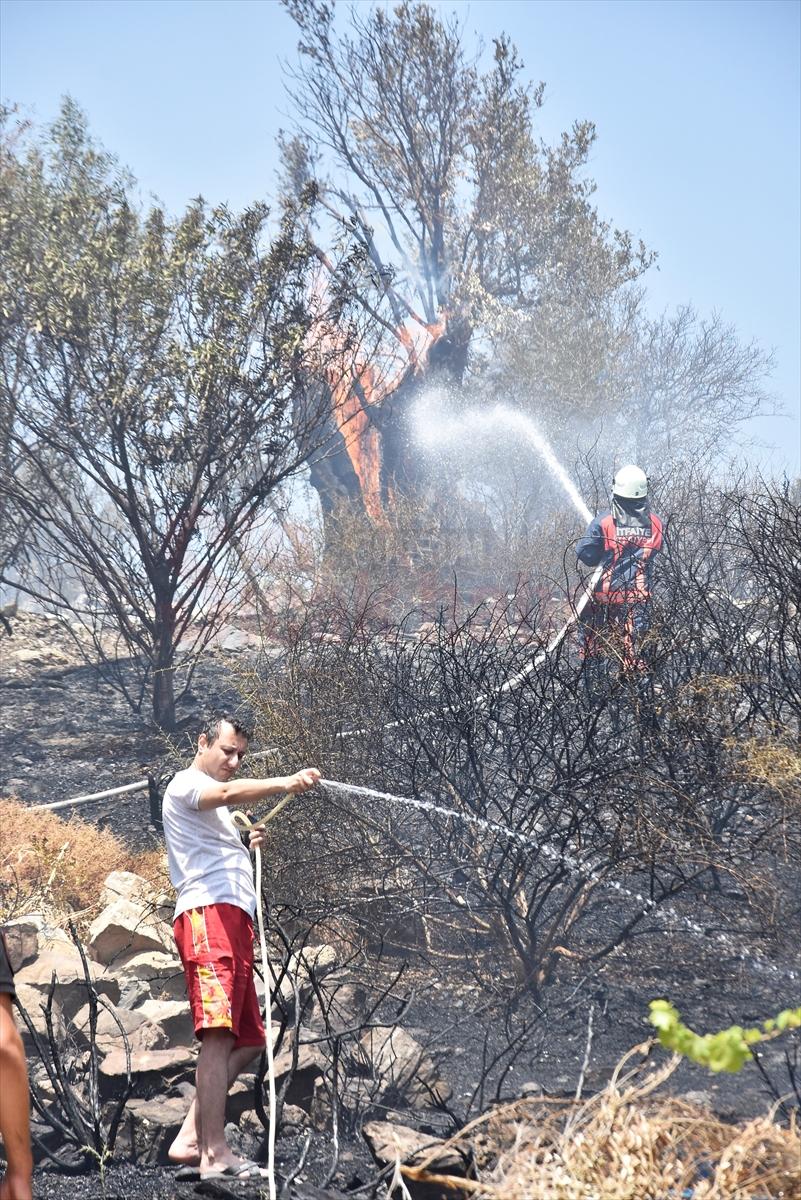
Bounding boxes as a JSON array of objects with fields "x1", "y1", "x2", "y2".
[
  {"x1": 0, "y1": 100, "x2": 362, "y2": 728},
  {"x1": 283, "y1": 0, "x2": 771, "y2": 493},
  {"x1": 648, "y1": 998, "x2": 801, "y2": 1074}
]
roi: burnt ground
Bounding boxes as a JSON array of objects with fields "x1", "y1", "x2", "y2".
[{"x1": 1, "y1": 612, "x2": 800, "y2": 1199}]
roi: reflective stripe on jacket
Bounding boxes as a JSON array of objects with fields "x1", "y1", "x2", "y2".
[{"x1": 577, "y1": 511, "x2": 663, "y2": 603}]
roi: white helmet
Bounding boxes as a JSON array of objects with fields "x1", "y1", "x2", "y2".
[{"x1": 612, "y1": 464, "x2": 648, "y2": 499}]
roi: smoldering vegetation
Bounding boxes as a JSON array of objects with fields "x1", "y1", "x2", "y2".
[
  {"x1": 1, "y1": 1, "x2": 799, "y2": 1195},
  {"x1": 242, "y1": 478, "x2": 801, "y2": 997}
]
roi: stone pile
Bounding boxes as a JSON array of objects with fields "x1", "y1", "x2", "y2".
[{"x1": 4, "y1": 870, "x2": 467, "y2": 1193}]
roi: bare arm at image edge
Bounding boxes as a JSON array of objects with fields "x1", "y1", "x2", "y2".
[{"x1": 0, "y1": 987, "x2": 33, "y2": 1200}]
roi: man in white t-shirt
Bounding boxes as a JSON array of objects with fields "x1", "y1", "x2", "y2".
[{"x1": 162, "y1": 713, "x2": 320, "y2": 1183}]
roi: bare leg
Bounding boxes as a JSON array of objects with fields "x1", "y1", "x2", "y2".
[{"x1": 168, "y1": 1040, "x2": 261, "y2": 1166}]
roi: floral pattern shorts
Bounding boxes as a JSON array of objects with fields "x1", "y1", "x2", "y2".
[{"x1": 174, "y1": 903, "x2": 265, "y2": 1048}]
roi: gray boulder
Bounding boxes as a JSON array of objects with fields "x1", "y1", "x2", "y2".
[
  {"x1": 135, "y1": 998, "x2": 195, "y2": 1046},
  {"x1": 363, "y1": 1118, "x2": 469, "y2": 1172},
  {"x1": 71, "y1": 1001, "x2": 168, "y2": 1055},
  {"x1": 359, "y1": 1027, "x2": 451, "y2": 1110},
  {"x1": 99, "y1": 1045, "x2": 196, "y2": 1101},
  {"x1": 1, "y1": 913, "x2": 44, "y2": 970},
  {"x1": 112, "y1": 948, "x2": 185, "y2": 1007},
  {"x1": 87, "y1": 898, "x2": 174, "y2": 966},
  {"x1": 114, "y1": 1095, "x2": 189, "y2": 1164},
  {"x1": 13, "y1": 947, "x2": 120, "y2": 1022}
]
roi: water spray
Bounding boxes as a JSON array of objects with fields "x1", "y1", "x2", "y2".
[
  {"x1": 319, "y1": 779, "x2": 798, "y2": 985},
  {"x1": 413, "y1": 398, "x2": 593, "y2": 524},
  {"x1": 411, "y1": 396, "x2": 603, "y2": 696}
]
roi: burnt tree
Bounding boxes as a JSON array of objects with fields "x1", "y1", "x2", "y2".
[
  {"x1": 281, "y1": 1, "x2": 771, "y2": 533},
  {"x1": 281, "y1": 0, "x2": 653, "y2": 526}
]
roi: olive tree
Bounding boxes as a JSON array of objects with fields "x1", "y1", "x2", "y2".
[
  {"x1": 278, "y1": 0, "x2": 771, "y2": 533},
  {"x1": 0, "y1": 100, "x2": 363, "y2": 729}
]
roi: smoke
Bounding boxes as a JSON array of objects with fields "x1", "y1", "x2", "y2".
[{"x1": 411, "y1": 391, "x2": 592, "y2": 524}]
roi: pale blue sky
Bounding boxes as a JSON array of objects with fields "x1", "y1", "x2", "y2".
[{"x1": 1, "y1": 0, "x2": 799, "y2": 474}]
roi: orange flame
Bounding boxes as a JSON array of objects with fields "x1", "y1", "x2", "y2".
[
  {"x1": 311, "y1": 250, "x2": 447, "y2": 519},
  {"x1": 329, "y1": 318, "x2": 446, "y2": 520}
]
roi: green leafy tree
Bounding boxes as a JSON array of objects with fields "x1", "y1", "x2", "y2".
[{"x1": 0, "y1": 100, "x2": 362, "y2": 729}]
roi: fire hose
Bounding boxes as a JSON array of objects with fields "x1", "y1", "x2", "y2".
[
  {"x1": 209, "y1": 567, "x2": 606, "y2": 1198},
  {"x1": 230, "y1": 801, "x2": 293, "y2": 1200}
]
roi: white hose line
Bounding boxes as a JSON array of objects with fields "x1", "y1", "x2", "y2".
[
  {"x1": 492, "y1": 562, "x2": 603, "y2": 698},
  {"x1": 254, "y1": 842, "x2": 277, "y2": 1200},
  {"x1": 35, "y1": 778, "x2": 149, "y2": 811},
  {"x1": 232, "y1": 807, "x2": 279, "y2": 1200},
  {"x1": 27, "y1": 564, "x2": 602, "y2": 818},
  {"x1": 330, "y1": 563, "x2": 605, "y2": 739}
]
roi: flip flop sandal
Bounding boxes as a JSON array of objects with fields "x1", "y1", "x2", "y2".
[
  {"x1": 174, "y1": 1165, "x2": 201, "y2": 1181},
  {"x1": 199, "y1": 1161, "x2": 269, "y2": 1182}
]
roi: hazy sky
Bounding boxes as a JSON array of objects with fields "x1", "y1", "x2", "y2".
[{"x1": 1, "y1": 0, "x2": 799, "y2": 474}]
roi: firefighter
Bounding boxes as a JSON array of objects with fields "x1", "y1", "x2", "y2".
[{"x1": 576, "y1": 465, "x2": 663, "y2": 681}]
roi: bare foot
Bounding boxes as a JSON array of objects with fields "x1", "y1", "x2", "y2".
[{"x1": 167, "y1": 1137, "x2": 200, "y2": 1167}]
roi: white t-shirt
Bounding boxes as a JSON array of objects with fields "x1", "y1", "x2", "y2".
[{"x1": 162, "y1": 766, "x2": 257, "y2": 920}]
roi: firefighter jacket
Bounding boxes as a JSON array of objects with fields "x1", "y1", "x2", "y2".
[{"x1": 576, "y1": 504, "x2": 663, "y2": 603}]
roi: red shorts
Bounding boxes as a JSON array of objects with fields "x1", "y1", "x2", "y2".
[{"x1": 174, "y1": 903, "x2": 265, "y2": 1049}]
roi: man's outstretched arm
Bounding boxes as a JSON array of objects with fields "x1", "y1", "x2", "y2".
[
  {"x1": 197, "y1": 768, "x2": 321, "y2": 812},
  {"x1": 576, "y1": 515, "x2": 607, "y2": 567}
]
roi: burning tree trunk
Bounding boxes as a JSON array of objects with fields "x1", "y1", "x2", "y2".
[{"x1": 303, "y1": 311, "x2": 471, "y2": 526}]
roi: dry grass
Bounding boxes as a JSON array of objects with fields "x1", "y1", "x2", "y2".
[
  {"x1": 730, "y1": 735, "x2": 801, "y2": 801},
  {"x1": 403, "y1": 1049, "x2": 801, "y2": 1200},
  {"x1": 0, "y1": 796, "x2": 168, "y2": 928}
]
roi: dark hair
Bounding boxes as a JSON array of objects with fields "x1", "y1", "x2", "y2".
[{"x1": 200, "y1": 712, "x2": 252, "y2": 745}]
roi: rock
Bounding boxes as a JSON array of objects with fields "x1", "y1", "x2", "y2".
[
  {"x1": 218, "y1": 627, "x2": 259, "y2": 652},
  {"x1": 100, "y1": 870, "x2": 158, "y2": 908},
  {"x1": 277, "y1": 943, "x2": 338, "y2": 1004},
  {"x1": 362, "y1": 1119, "x2": 469, "y2": 1176},
  {"x1": 280, "y1": 1103, "x2": 312, "y2": 1131},
  {"x1": 298, "y1": 943, "x2": 338, "y2": 979},
  {"x1": 113, "y1": 948, "x2": 186, "y2": 1006},
  {"x1": 13, "y1": 648, "x2": 63, "y2": 666},
  {"x1": 238, "y1": 1110, "x2": 269, "y2": 1149},
  {"x1": 359, "y1": 1027, "x2": 451, "y2": 1110},
  {"x1": 309, "y1": 983, "x2": 370, "y2": 1039},
  {"x1": 13, "y1": 981, "x2": 66, "y2": 1044},
  {"x1": 71, "y1": 1001, "x2": 167, "y2": 1055},
  {"x1": 2, "y1": 913, "x2": 44, "y2": 970},
  {"x1": 117, "y1": 978, "x2": 153, "y2": 1010},
  {"x1": 272, "y1": 1043, "x2": 328, "y2": 1112},
  {"x1": 224, "y1": 1119, "x2": 262, "y2": 1163},
  {"x1": 115, "y1": 1095, "x2": 189, "y2": 1164},
  {"x1": 682, "y1": 1089, "x2": 714, "y2": 1109},
  {"x1": 35, "y1": 923, "x2": 74, "y2": 951},
  {"x1": 135, "y1": 998, "x2": 195, "y2": 1045},
  {"x1": 13, "y1": 948, "x2": 120, "y2": 1021},
  {"x1": 87, "y1": 898, "x2": 174, "y2": 965},
  {"x1": 153, "y1": 892, "x2": 175, "y2": 922},
  {"x1": 226, "y1": 1075, "x2": 258, "y2": 1121},
  {"x1": 99, "y1": 1045, "x2": 196, "y2": 1101}
]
